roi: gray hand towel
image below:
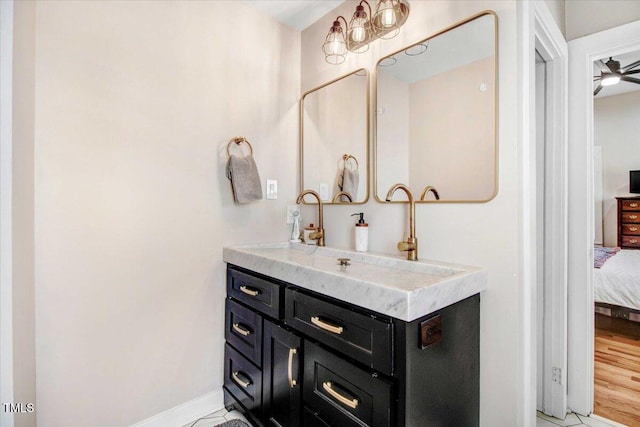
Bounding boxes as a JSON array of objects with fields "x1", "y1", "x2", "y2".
[
  {"x1": 226, "y1": 154, "x2": 263, "y2": 204},
  {"x1": 341, "y1": 168, "x2": 359, "y2": 201}
]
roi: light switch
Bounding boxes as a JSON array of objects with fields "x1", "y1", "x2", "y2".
[
  {"x1": 266, "y1": 179, "x2": 278, "y2": 200},
  {"x1": 319, "y1": 183, "x2": 329, "y2": 201}
]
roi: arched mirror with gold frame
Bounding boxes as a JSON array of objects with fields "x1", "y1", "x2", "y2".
[
  {"x1": 301, "y1": 68, "x2": 369, "y2": 204},
  {"x1": 374, "y1": 11, "x2": 498, "y2": 203}
]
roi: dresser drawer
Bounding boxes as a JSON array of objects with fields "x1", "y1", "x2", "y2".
[
  {"x1": 285, "y1": 288, "x2": 393, "y2": 375},
  {"x1": 621, "y1": 236, "x2": 640, "y2": 248},
  {"x1": 224, "y1": 343, "x2": 262, "y2": 414},
  {"x1": 621, "y1": 200, "x2": 640, "y2": 211},
  {"x1": 225, "y1": 298, "x2": 263, "y2": 366},
  {"x1": 227, "y1": 266, "x2": 284, "y2": 319},
  {"x1": 622, "y1": 212, "x2": 640, "y2": 223},
  {"x1": 303, "y1": 341, "x2": 393, "y2": 427},
  {"x1": 622, "y1": 224, "x2": 640, "y2": 235}
]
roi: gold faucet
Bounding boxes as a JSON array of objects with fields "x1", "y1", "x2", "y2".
[
  {"x1": 331, "y1": 191, "x2": 353, "y2": 203},
  {"x1": 296, "y1": 189, "x2": 325, "y2": 246},
  {"x1": 420, "y1": 186, "x2": 440, "y2": 201},
  {"x1": 385, "y1": 183, "x2": 418, "y2": 261}
]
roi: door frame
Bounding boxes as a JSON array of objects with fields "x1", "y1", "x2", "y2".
[
  {"x1": 534, "y1": 2, "x2": 569, "y2": 419},
  {"x1": 567, "y1": 20, "x2": 640, "y2": 416},
  {"x1": 519, "y1": 2, "x2": 568, "y2": 424}
]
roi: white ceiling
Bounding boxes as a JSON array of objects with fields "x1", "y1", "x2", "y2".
[{"x1": 241, "y1": 0, "x2": 345, "y2": 31}]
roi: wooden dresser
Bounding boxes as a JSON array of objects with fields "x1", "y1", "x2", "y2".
[{"x1": 616, "y1": 196, "x2": 640, "y2": 249}]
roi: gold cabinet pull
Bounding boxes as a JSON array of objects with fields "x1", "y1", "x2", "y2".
[
  {"x1": 631, "y1": 239, "x2": 638, "y2": 244},
  {"x1": 322, "y1": 381, "x2": 358, "y2": 409},
  {"x1": 631, "y1": 227, "x2": 639, "y2": 232},
  {"x1": 287, "y1": 348, "x2": 298, "y2": 388},
  {"x1": 311, "y1": 316, "x2": 344, "y2": 335},
  {"x1": 240, "y1": 285, "x2": 259, "y2": 297},
  {"x1": 631, "y1": 203, "x2": 639, "y2": 208},
  {"x1": 232, "y1": 323, "x2": 251, "y2": 337},
  {"x1": 630, "y1": 215, "x2": 638, "y2": 220},
  {"x1": 232, "y1": 371, "x2": 251, "y2": 389}
]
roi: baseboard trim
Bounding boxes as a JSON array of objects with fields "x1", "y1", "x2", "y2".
[{"x1": 130, "y1": 390, "x2": 224, "y2": 427}]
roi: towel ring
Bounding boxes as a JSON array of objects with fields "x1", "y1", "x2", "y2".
[
  {"x1": 339, "y1": 154, "x2": 359, "y2": 170},
  {"x1": 227, "y1": 137, "x2": 253, "y2": 158}
]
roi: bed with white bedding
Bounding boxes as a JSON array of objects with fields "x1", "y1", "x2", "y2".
[{"x1": 594, "y1": 248, "x2": 640, "y2": 321}]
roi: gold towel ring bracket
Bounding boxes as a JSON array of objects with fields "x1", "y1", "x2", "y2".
[
  {"x1": 339, "y1": 154, "x2": 359, "y2": 170},
  {"x1": 227, "y1": 137, "x2": 254, "y2": 158}
]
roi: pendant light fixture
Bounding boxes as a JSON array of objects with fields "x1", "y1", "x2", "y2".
[
  {"x1": 323, "y1": 0, "x2": 410, "y2": 65},
  {"x1": 347, "y1": 2, "x2": 373, "y2": 54},
  {"x1": 322, "y1": 17, "x2": 348, "y2": 65}
]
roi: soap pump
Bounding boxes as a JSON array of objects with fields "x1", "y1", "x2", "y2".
[{"x1": 351, "y1": 213, "x2": 368, "y2": 252}]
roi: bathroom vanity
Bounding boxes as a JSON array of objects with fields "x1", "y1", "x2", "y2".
[{"x1": 222, "y1": 243, "x2": 486, "y2": 427}]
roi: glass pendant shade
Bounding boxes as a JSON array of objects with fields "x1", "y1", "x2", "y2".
[
  {"x1": 347, "y1": 5, "x2": 370, "y2": 53},
  {"x1": 323, "y1": 21, "x2": 347, "y2": 65},
  {"x1": 372, "y1": 0, "x2": 404, "y2": 39}
]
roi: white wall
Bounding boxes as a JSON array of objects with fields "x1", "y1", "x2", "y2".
[
  {"x1": 12, "y1": 2, "x2": 37, "y2": 426},
  {"x1": 594, "y1": 91, "x2": 640, "y2": 247},
  {"x1": 33, "y1": 1, "x2": 300, "y2": 426},
  {"x1": 544, "y1": 0, "x2": 566, "y2": 37},
  {"x1": 565, "y1": 0, "x2": 640, "y2": 40},
  {"x1": 302, "y1": 2, "x2": 524, "y2": 425},
  {"x1": 1, "y1": 1, "x2": 37, "y2": 427}
]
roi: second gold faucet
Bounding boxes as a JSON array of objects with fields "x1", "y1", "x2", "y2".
[{"x1": 385, "y1": 183, "x2": 418, "y2": 261}]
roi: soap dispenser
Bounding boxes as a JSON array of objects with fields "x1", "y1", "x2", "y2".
[{"x1": 351, "y1": 213, "x2": 368, "y2": 252}]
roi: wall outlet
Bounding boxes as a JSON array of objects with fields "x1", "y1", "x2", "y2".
[
  {"x1": 552, "y1": 367, "x2": 561, "y2": 384},
  {"x1": 266, "y1": 179, "x2": 278, "y2": 200},
  {"x1": 286, "y1": 205, "x2": 300, "y2": 224}
]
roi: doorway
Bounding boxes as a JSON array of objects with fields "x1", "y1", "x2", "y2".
[
  {"x1": 591, "y1": 50, "x2": 640, "y2": 426},
  {"x1": 567, "y1": 19, "x2": 640, "y2": 419}
]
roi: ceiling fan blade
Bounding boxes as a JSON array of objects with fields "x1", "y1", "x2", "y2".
[
  {"x1": 594, "y1": 59, "x2": 609, "y2": 73},
  {"x1": 594, "y1": 83, "x2": 603, "y2": 96},
  {"x1": 594, "y1": 76, "x2": 602, "y2": 81},
  {"x1": 626, "y1": 69, "x2": 640, "y2": 75},
  {"x1": 622, "y1": 59, "x2": 640, "y2": 73},
  {"x1": 621, "y1": 75, "x2": 640, "y2": 84}
]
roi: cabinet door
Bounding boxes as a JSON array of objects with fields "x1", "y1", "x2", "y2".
[{"x1": 263, "y1": 320, "x2": 302, "y2": 427}]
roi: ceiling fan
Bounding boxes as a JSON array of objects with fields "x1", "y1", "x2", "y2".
[{"x1": 593, "y1": 56, "x2": 640, "y2": 96}]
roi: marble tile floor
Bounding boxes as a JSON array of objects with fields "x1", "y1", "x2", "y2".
[
  {"x1": 182, "y1": 408, "x2": 249, "y2": 427},
  {"x1": 183, "y1": 409, "x2": 625, "y2": 427}
]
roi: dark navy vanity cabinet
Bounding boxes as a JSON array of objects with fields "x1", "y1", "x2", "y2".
[{"x1": 223, "y1": 264, "x2": 480, "y2": 427}]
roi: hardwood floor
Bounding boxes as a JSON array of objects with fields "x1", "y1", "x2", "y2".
[{"x1": 594, "y1": 319, "x2": 640, "y2": 427}]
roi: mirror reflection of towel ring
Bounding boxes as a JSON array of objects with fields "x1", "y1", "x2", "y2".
[
  {"x1": 339, "y1": 154, "x2": 359, "y2": 170},
  {"x1": 227, "y1": 137, "x2": 253, "y2": 158}
]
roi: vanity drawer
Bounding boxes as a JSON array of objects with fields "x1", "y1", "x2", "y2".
[
  {"x1": 285, "y1": 288, "x2": 393, "y2": 375},
  {"x1": 224, "y1": 343, "x2": 262, "y2": 414},
  {"x1": 303, "y1": 341, "x2": 393, "y2": 427},
  {"x1": 622, "y1": 224, "x2": 640, "y2": 235},
  {"x1": 622, "y1": 212, "x2": 640, "y2": 223},
  {"x1": 621, "y1": 236, "x2": 640, "y2": 248},
  {"x1": 303, "y1": 407, "x2": 332, "y2": 427},
  {"x1": 225, "y1": 298, "x2": 263, "y2": 366},
  {"x1": 621, "y1": 200, "x2": 640, "y2": 211},
  {"x1": 227, "y1": 266, "x2": 284, "y2": 319}
]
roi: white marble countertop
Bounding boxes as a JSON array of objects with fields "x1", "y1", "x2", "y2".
[{"x1": 223, "y1": 242, "x2": 487, "y2": 321}]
